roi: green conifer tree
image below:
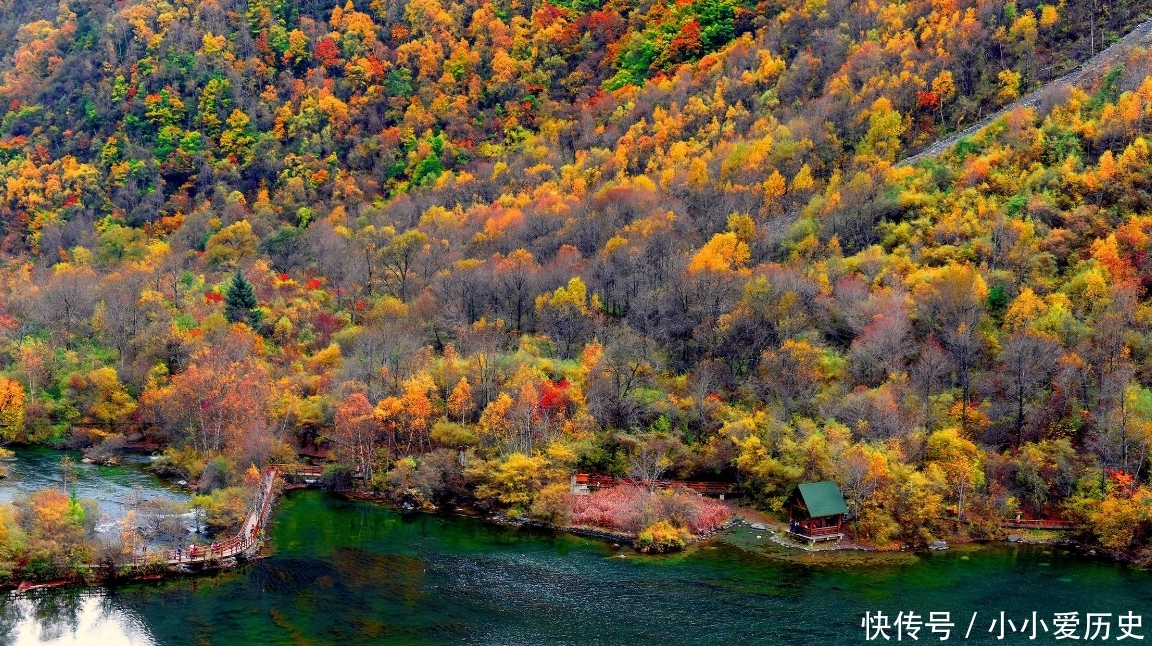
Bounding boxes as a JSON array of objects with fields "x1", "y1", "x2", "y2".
[{"x1": 224, "y1": 269, "x2": 259, "y2": 326}]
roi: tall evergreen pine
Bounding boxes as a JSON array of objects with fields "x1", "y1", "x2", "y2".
[{"x1": 224, "y1": 269, "x2": 259, "y2": 326}]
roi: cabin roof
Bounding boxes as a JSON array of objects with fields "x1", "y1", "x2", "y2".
[{"x1": 791, "y1": 481, "x2": 848, "y2": 518}]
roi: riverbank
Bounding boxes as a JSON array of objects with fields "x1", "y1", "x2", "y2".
[
  {"x1": 0, "y1": 454, "x2": 1131, "y2": 605},
  {"x1": 13, "y1": 489, "x2": 1152, "y2": 646},
  {"x1": 0, "y1": 559, "x2": 222, "y2": 594},
  {"x1": 0, "y1": 462, "x2": 277, "y2": 595},
  {"x1": 334, "y1": 488, "x2": 1117, "y2": 562},
  {"x1": 522, "y1": 517, "x2": 743, "y2": 550},
  {"x1": 720, "y1": 503, "x2": 1100, "y2": 558},
  {"x1": 337, "y1": 488, "x2": 738, "y2": 552}
]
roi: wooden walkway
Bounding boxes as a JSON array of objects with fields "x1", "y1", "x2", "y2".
[
  {"x1": 132, "y1": 466, "x2": 278, "y2": 568},
  {"x1": 273, "y1": 463, "x2": 368, "y2": 482},
  {"x1": 1000, "y1": 519, "x2": 1075, "y2": 531},
  {"x1": 574, "y1": 473, "x2": 732, "y2": 495},
  {"x1": 787, "y1": 527, "x2": 844, "y2": 544},
  {"x1": 275, "y1": 464, "x2": 325, "y2": 480}
]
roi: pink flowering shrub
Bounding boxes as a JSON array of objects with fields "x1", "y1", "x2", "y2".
[
  {"x1": 570, "y1": 485, "x2": 730, "y2": 536},
  {"x1": 571, "y1": 485, "x2": 646, "y2": 533}
]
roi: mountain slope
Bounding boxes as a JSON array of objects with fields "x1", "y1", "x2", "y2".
[{"x1": 3, "y1": 0, "x2": 1152, "y2": 550}]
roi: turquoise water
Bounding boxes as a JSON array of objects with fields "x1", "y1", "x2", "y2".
[
  {"x1": 4, "y1": 489, "x2": 1152, "y2": 645},
  {"x1": 0, "y1": 447, "x2": 189, "y2": 526}
]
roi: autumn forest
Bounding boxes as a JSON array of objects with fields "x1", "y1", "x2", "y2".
[{"x1": 1, "y1": 0, "x2": 1152, "y2": 576}]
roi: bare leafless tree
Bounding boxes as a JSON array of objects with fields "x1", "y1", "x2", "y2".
[{"x1": 627, "y1": 435, "x2": 682, "y2": 492}]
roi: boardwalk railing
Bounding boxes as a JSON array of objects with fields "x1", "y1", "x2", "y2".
[
  {"x1": 275, "y1": 464, "x2": 325, "y2": 479},
  {"x1": 272, "y1": 463, "x2": 366, "y2": 480},
  {"x1": 793, "y1": 525, "x2": 843, "y2": 537},
  {"x1": 132, "y1": 466, "x2": 278, "y2": 567},
  {"x1": 574, "y1": 473, "x2": 732, "y2": 495},
  {"x1": 1000, "y1": 519, "x2": 1075, "y2": 530}
]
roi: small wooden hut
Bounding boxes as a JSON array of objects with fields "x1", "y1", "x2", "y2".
[{"x1": 785, "y1": 481, "x2": 848, "y2": 544}]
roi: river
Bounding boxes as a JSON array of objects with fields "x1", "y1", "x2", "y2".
[
  {"x1": 2, "y1": 487, "x2": 1152, "y2": 645},
  {"x1": 0, "y1": 447, "x2": 190, "y2": 527}
]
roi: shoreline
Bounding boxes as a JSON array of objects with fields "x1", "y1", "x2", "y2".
[
  {"x1": 7, "y1": 443, "x2": 1130, "y2": 563},
  {"x1": 0, "y1": 485, "x2": 1137, "y2": 596},
  {"x1": 321, "y1": 488, "x2": 1136, "y2": 562},
  {"x1": 335, "y1": 489, "x2": 736, "y2": 552},
  {"x1": 0, "y1": 448, "x2": 1139, "y2": 595},
  {"x1": 0, "y1": 459, "x2": 278, "y2": 595},
  {"x1": 0, "y1": 556, "x2": 255, "y2": 594}
]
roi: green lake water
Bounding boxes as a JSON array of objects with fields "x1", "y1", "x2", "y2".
[{"x1": 4, "y1": 488, "x2": 1152, "y2": 645}]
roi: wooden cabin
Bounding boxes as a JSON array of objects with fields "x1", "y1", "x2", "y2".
[{"x1": 785, "y1": 481, "x2": 848, "y2": 544}]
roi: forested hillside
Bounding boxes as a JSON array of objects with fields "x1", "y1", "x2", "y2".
[{"x1": 2, "y1": 0, "x2": 1152, "y2": 558}]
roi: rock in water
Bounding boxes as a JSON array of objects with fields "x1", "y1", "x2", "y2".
[
  {"x1": 1008, "y1": 534, "x2": 1022, "y2": 543},
  {"x1": 750, "y1": 523, "x2": 767, "y2": 531},
  {"x1": 929, "y1": 540, "x2": 949, "y2": 550}
]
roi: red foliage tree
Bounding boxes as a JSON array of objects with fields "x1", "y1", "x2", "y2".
[
  {"x1": 917, "y1": 90, "x2": 941, "y2": 111},
  {"x1": 315, "y1": 38, "x2": 341, "y2": 68},
  {"x1": 664, "y1": 21, "x2": 704, "y2": 65}
]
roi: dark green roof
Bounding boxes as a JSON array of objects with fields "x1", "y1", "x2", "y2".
[{"x1": 795, "y1": 481, "x2": 848, "y2": 517}]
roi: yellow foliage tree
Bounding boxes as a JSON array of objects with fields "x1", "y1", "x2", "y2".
[
  {"x1": 0, "y1": 377, "x2": 25, "y2": 442},
  {"x1": 478, "y1": 392, "x2": 515, "y2": 444},
  {"x1": 476, "y1": 452, "x2": 547, "y2": 509},
  {"x1": 536, "y1": 277, "x2": 593, "y2": 358},
  {"x1": 85, "y1": 367, "x2": 136, "y2": 426},
  {"x1": 688, "y1": 232, "x2": 750, "y2": 273},
  {"x1": 997, "y1": 69, "x2": 1022, "y2": 101},
  {"x1": 447, "y1": 377, "x2": 475, "y2": 424},
  {"x1": 857, "y1": 97, "x2": 905, "y2": 163},
  {"x1": 1092, "y1": 484, "x2": 1152, "y2": 550},
  {"x1": 927, "y1": 428, "x2": 985, "y2": 523},
  {"x1": 205, "y1": 221, "x2": 258, "y2": 266}
]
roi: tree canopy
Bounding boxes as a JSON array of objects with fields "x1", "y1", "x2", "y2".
[{"x1": 2, "y1": 0, "x2": 1152, "y2": 553}]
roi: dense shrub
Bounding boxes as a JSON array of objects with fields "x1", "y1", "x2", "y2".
[
  {"x1": 320, "y1": 464, "x2": 354, "y2": 492},
  {"x1": 571, "y1": 486, "x2": 729, "y2": 536},
  {"x1": 636, "y1": 520, "x2": 689, "y2": 553}
]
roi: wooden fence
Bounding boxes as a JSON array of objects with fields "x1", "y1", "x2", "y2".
[
  {"x1": 574, "y1": 473, "x2": 732, "y2": 495},
  {"x1": 1000, "y1": 519, "x2": 1075, "y2": 530}
]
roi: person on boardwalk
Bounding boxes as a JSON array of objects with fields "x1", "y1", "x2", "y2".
[{"x1": 176, "y1": 546, "x2": 182, "y2": 561}]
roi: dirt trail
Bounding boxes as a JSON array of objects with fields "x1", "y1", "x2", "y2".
[{"x1": 899, "y1": 16, "x2": 1152, "y2": 166}]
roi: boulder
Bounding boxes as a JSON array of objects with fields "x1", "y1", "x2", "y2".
[
  {"x1": 929, "y1": 540, "x2": 949, "y2": 550},
  {"x1": 1008, "y1": 534, "x2": 1022, "y2": 543}
]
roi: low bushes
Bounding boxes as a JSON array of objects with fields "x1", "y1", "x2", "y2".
[
  {"x1": 636, "y1": 520, "x2": 688, "y2": 553},
  {"x1": 569, "y1": 485, "x2": 730, "y2": 549}
]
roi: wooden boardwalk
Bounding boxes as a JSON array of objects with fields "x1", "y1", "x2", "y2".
[
  {"x1": 132, "y1": 466, "x2": 278, "y2": 568},
  {"x1": 574, "y1": 473, "x2": 732, "y2": 496},
  {"x1": 276, "y1": 464, "x2": 325, "y2": 480},
  {"x1": 1000, "y1": 519, "x2": 1075, "y2": 531}
]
